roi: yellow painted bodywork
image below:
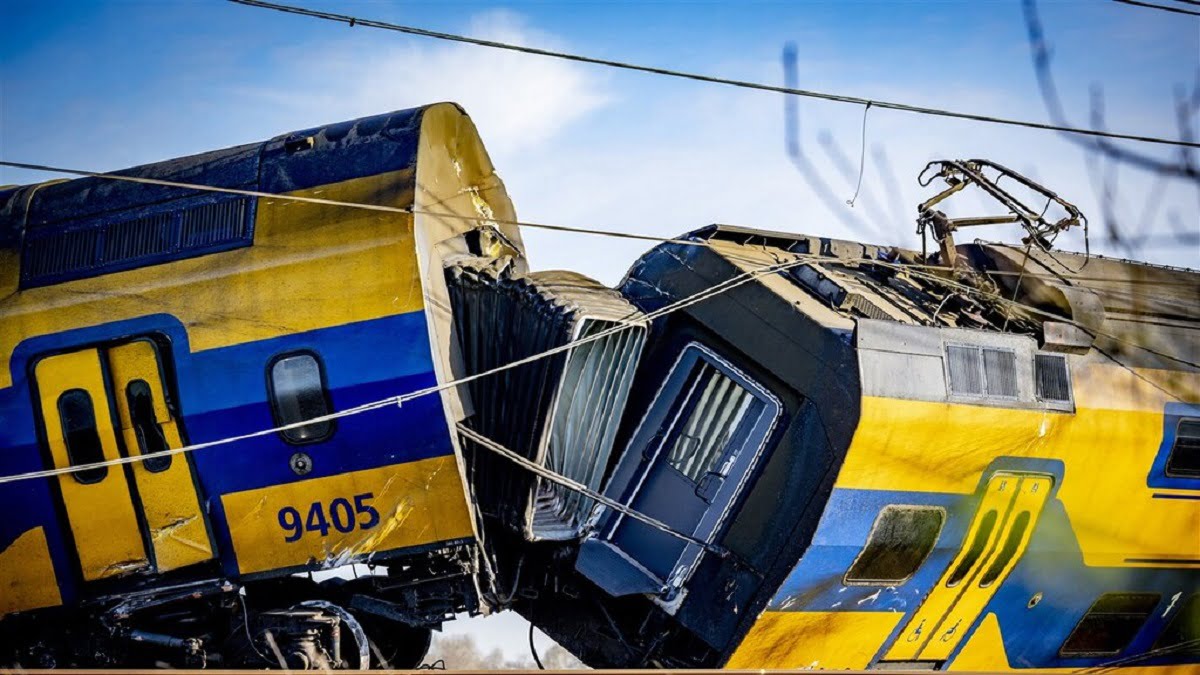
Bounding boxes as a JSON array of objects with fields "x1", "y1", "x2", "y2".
[
  {"x1": 1, "y1": 103, "x2": 518, "y2": 618},
  {"x1": 0, "y1": 527, "x2": 62, "y2": 615},
  {"x1": 887, "y1": 474, "x2": 1053, "y2": 662},
  {"x1": 222, "y1": 455, "x2": 474, "y2": 575},
  {"x1": 733, "y1": 360, "x2": 1198, "y2": 670},
  {"x1": 107, "y1": 339, "x2": 215, "y2": 571},
  {"x1": 725, "y1": 610, "x2": 903, "y2": 669},
  {"x1": 838, "y1": 370, "x2": 1199, "y2": 567},
  {"x1": 0, "y1": 169, "x2": 422, "y2": 391},
  {"x1": 33, "y1": 350, "x2": 150, "y2": 581}
]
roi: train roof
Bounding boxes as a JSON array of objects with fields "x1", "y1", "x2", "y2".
[
  {"x1": 626, "y1": 224, "x2": 1199, "y2": 373},
  {"x1": 0, "y1": 104, "x2": 447, "y2": 247}
]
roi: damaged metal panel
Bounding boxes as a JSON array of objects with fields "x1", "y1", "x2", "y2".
[{"x1": 447, "y1": 263, "x2": 646, "y2": 541}]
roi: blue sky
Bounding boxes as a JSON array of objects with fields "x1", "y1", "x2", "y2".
[
  {"x1": 3, "y1": 1, "x2": 1197, "y2": 279},
  {"x1": 2, "y1": 0, "x2": 1196, "y2": 662}
]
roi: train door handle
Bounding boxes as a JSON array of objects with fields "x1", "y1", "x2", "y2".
[{"x1": 696, "y1": 472, "x2": 725, "y2": 503}]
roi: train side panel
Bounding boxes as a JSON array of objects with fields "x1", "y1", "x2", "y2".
[
  {"x1": 0, "y1": 103, "x2": 506, "y2": 618},
  {"x1": 731, "y1": 322, "x2": 1199, "y2": 671}
]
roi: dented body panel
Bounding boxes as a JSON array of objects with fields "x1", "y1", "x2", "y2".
[{"x1": 0, "y1": 104, "x2": 511, "y2": 630}]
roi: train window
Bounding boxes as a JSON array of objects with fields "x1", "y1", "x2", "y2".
[
  {"x1": 56, "y1": 388, "x2": 108, "y2": 484},
  {"x1": 1060, "y1": 593, "x2": 1161, "y2": 657},
  {"x1": 268, "y1": 352, "x2": 334, "y2": 444},
  {"x1": 663, "y1": 362, "x2": 758, "y2": 483},
  {"x1": 126, "y1": 379, "x2": 171, "y2": 472},
  {"x1": 844, "y1": 505, "x2": 945, "y2": 585},
  {"x1": 947, "y1": 509, "x2": 998, "y2": 587},
  {"x1": 1166, "y1": 418, "x2": 1200, "y2": 478},
  {"x1": 978, "y1": 511, "x2": 1030, "y2": 587},
  {"x1": 1154, "y1": 593, "x2": 1199, "y2": 655}
]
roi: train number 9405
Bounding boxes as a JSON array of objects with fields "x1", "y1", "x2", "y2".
[{"x1": 277, "y1": 493, "x2": 380, "y2": 542}]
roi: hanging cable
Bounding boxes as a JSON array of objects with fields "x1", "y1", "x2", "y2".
[
  {"x1": 223, "y1": 0, "x2": 1199, "y2": 149},
  {"x1": 0, "y1": 251, "x2": 811, "y2": 486},
  {"x1": 459, "y1": 424, "x2": 724, "y2": 555},
  {"x1": 0, "y1": 160, "x2": 708, "y2": 249},
  {"x1": 846, "y1": 102, "x2": 871, "y2": 207},
  {"x1": 527, "y1": 621, "x2": 545, "y2": 670}
]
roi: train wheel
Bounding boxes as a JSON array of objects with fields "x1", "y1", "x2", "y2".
[
  {"x1": 294, "y1": 600, "x2": 371, "y2": 670},
  {"x1": 360, "y1": 616, "x2": 432, "y2": 669}
]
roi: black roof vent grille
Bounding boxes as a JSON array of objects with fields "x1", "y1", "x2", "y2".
[
  {"x1": 20, "y1": 196, "x2": 255, "y2": 289},
  {"x1": 1035, "y1": 353, "x2": 1072, "y2": 403}
]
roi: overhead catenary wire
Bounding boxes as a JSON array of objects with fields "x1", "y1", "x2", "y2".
[
  {"x1": 1111, "y1": 0, "x2": 1200, "y2": 16},
  {"x1": 0, "y1": 247, "x2": 813, "y2": 487},
  {"x1": 224, "y1": 0, "x2": 1200, "y2": 150},
  {"x1": 0, "y1": 160, "x2": 709, "y2": 250},
  {"x1": 459, "y1": 424, "x2": 725, "y2": 555},
  {"x1": 3, "y1": 158, "x2": 1194, "y2": 366}
]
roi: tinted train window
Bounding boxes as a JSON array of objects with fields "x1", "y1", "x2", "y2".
[
  {"x1": 845, "y1": 505, "x2": 945, "y2": 585},
  {"x1": 664, "y1": 361, "x2": 758, "y2": 483},
  {"x1": 269, "y1": 352, "x2": 334, "y2": 444},
  {"x1": 1060, "y1": 593, "x2": 1160, "y2": 657},
  {"x1": 1166, "y1": 418, "x2": 1200, "y2": 478},
  {"x1": 126, "y1": 379, "x2": 172, "y2": 472},
  {"x1": 1154, "y1": 593, "x2": 1199, "y2": 655},
  {"x1": 57, "y1": 389, "x2": 108, "y2": 484}
]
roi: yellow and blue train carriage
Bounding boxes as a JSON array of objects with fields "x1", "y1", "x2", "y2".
[
  {"x1": 0, "y1": 103, "x2": 522, "y2": 667},
  {"x1": 522, "y1": 226, "x2": 1199, "y2": 672}
]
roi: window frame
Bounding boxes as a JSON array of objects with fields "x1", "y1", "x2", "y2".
[
  {"x1": 843, "y1": 504, "x2": 947, "y2": 587},
  {"x1": 56, "y1": 387, "x2": 109, "y2": 485},
  {"x1": 1059, "y1": 592, "x2": 1162, "y2": 658},
  {"x1": 1165, "y1": 417, "x2": 1200, "y2": 478},
  {"x1": 266, "y1": 349, "x2": 336, "y2": 445},
  {"x1": 601, "y1": 342, "x2": 782, "y2": 595}
]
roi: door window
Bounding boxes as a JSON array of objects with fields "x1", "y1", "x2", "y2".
[
  {"x1": 56, "y1": 388, "x2": 108, "y2": 484},
  {"x1": 663, "y1": 362, "x2": 757, "y2": 483}
]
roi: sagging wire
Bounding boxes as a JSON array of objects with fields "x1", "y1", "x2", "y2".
[
  {"x1": 527, "y1": 621, "x2": 544, "y2": 670},
  {"x1": 0, "y1": 162, "x2": 1191, "y2": 481},
  {"x1": 0, "y1": 160, "x2": 710, "y2": 250},
  {"x1": 459, "y1": 424, "x2": 724, "y2": 554},
  {"x1": 0, "y1": 247, "x2": 813, "y2": 487},
  {"x1": 846, "y1": 102, "x2": 871, "y2": 208}
]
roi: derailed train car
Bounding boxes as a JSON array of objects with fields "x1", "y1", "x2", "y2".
[
  {"x1": 1, "y1": 104, "x2": 1197, "y2": 671},
  {"x1": 506, "y1": 224, "x2": 1200, "y2": 671},
  {"x1": 0, "y1": 103, "x2": 527, "y2": 668}
]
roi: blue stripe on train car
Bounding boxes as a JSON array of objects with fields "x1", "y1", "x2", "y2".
[
  {"x1": 0, "y1": 308, "x2": 451, "y2": 603},
  {"x1": 763, "y1": 483, "x2": 1197, "y2": 669}
]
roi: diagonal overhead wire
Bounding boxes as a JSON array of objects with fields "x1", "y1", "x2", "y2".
[
  {"x1": 1111, "y1": 0, "x2": 1200, "y2": 16},
  {"x1": 225, "y1": 0, "x2": 1200, "y2": 150}
]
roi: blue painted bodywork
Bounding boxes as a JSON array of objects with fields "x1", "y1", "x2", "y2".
[{"x1": 0, "y1": 105, "x2": 464, "y2": 611}]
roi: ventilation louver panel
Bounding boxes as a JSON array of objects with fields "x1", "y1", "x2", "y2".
[
  {"x1": 1035, "y1": 353, "x2": 1072, "y2": 403},
  {"x1": 448, "y1": 263, "x2": 647, "y2": 541},
  {"x1": 983, "y1": 349, "x2": 1018, "y2": 398},
  {"x1": 946, "y1": 345, "x2": 984, "y2": 396},
  {"x1": 946, "y1": 344, "x2": 1019, "y2": 400},
  {"x1": 20, "y1": 196, "x2": 254, "y2": 288}
]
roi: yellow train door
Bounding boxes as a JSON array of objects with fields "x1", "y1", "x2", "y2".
[
  {"x1": 33, "y1": 340, "x2": 214, "y2": 582},
  {"x1": 107, "y1": 339, "x2": 214, "y2": 571},
  {"x1": 882, "y1": 472, "x2": 1053, "y2": 664},
  {"x1": 34, "y1": 349, "x2": 150, "y2": 581}
]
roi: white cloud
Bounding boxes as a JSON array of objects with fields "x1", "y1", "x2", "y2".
[{"x1": 239, "y1": 10, "x2": 609, "y2": 157}]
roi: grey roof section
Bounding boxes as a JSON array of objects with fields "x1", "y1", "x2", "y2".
[{"x1": 666, "y1": 224, "x2": 1198, "y2": 374}]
